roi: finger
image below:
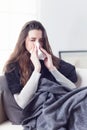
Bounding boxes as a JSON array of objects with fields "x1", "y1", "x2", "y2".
[
  {"x1": 34, "y1": 46, "x2": 38, "y2": 55},
  {"x1": 40, "y1": 48, "x2": 49, "y2": 56},
  {"x1": 30, "y1": 45, "x2": 36, "y2": 54},
  {"x1": 30, "y1": 48, "x2": 33, "y2": 54}
]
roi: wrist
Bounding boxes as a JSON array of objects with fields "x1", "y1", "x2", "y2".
[
  {"x1": 34, "y1": 67, "x2": 41, "y2": 73},
  {"x1": 49, "y1": 66, "x2": 56, "y2": 71}
]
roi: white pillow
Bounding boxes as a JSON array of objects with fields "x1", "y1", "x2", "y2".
[{"x1": 75, "y1": 68, "x2": 87, "y2": 88}]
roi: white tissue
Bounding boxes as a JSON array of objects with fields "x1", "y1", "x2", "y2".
[
  {"x1": 30, "y1": 42, "x2": 46, "y2": 60},
  {"x1": 37, "y1": 48, "x2": 46, "y2": 60},
  {"x1": 36, "y1": 41, "x2": 46, "y2": 60}
]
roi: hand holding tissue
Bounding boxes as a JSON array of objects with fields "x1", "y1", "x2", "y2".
[
  {"x1": 37, "y1": 48, "x2": 46, "y2": 60},
  {"x1": 35, "y1": 42, "x2": 46, "y2": 60},
  {"x1": 30, "y1": 41, "x2": 46, "y2": 60}
]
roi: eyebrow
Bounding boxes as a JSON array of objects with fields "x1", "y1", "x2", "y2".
[
  {"x1": 30, "y1": 37, "x2": 36, "y2": 39},
  {"x1": 30, "y1": 37, "x2": 43, "y2": 40}
]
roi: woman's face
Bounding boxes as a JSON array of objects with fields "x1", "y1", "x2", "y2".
[{"x1": 25, "y1": 29, "x2": 44, "y2": 53}]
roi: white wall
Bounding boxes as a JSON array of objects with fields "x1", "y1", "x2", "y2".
[
  {"x1": 0, "y1": 0, "x2": 40, "y2": 74},
  {"x1": 39, "y1": 0, "x2": 87, "y2": 56}
]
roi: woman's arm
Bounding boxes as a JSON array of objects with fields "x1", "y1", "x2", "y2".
[
  {"x1": 14, "y1": 70, "x2": 41, "y2": 109},
  {"x1": 6, "y1": 46, "x2": 42, "y2": 109},
  {"x1": 40, "y1": 48, "x2": 77, "y2": 89},
  {"x1": 5, "y1": 63, "x2": 41, "y2": 109},
  {"x1": 50, "y1": 67, "x2": 76, "y2": 89}
]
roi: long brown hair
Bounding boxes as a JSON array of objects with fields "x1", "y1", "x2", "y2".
[{"x1": 3, "y1": 20, "x2": 60, "y2": 86}]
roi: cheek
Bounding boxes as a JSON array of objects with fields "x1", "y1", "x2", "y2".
[
  {"x1": 25, "y1": 41, "x2": 34, "y2": 52},
  {"x1": 40, "y1": 43, "x2": 44, "y2": 48}
]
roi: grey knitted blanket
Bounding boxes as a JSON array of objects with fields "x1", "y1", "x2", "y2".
[{"x1": 22, "y1": 78, "x2": 87, "y2": 130}]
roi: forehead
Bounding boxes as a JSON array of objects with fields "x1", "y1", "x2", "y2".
[{"x1": 28, "y1": 29, "x2": 42, "y2": 38}]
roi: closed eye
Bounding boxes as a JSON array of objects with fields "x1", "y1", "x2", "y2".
[{"x1": 31, "y1": 39, "x2": 35, "y2": 41}]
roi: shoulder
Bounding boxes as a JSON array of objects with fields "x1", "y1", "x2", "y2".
[
  {"x1": 5, "y1": 62, "x2": 22, "y2": 94},
  {"x1": 58, "y1": 59, "x2": 77, "y2": 83},
  {"x1": 8, "y1": 62, "x2": 19, "y2": 71},
  {"x1": 5, "y1": 62, "x2": 20, "y2": 80},
  {"x1": 59, "y1": 59, "x2": 75, "y2": 70}
]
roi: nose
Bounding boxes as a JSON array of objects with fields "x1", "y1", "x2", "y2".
[{"x1": 36, "y1": 41, "x2": 40, "y2": 48}]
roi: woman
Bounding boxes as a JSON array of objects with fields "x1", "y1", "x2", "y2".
[{"x1": 3, "y1": 20, "x2": 77, "y2": 125}]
